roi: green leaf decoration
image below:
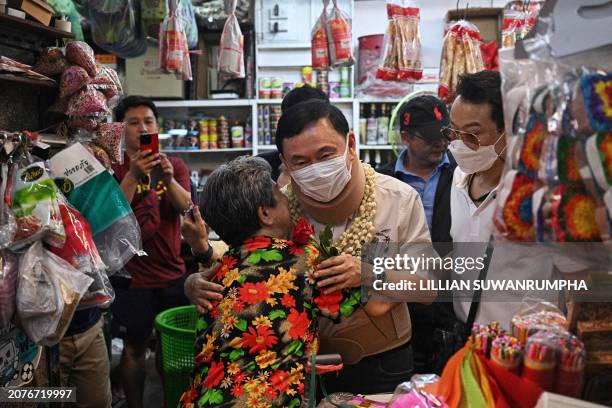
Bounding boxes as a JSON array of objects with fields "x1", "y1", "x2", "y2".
[
  {"x1": 269, "y1": 310, "x2": 286, "y2": 320},
  {"x1": 208, "y1": 389, "x2": 224, "y2": 405},
  {"x1": 220, "y1": 352, "x2": 229, "y2": 358},
  {"x1": 329, "y1": 246, "x2": 339, "y2": 256},
  {"x1": 303, "y1": 302, "x2": 312, "y2": 309},
  {"x1": 235, "y1": 319, "x2": 248, "y2": 332},
  {"x1": 261, "y1": 249, "x2": 283, "y2": 262},
  {"x1": 340, "y1": 304, "x2": 355, "y2": 317},
  {"x1": 320, "y1": 225, "x2": 333, "y2": 249},
  {"x1": 288, "y1": 398, "x2": 301, "y2": 408},
  {"x1": 195, "y1": 319, "x2": 208, "y2": 331},
  {"x1": 237, "y1": 274, "x2": 247, "y2": 284},
  {"x1": 271, "y1": 362, "x2": 281, "y2": 370},
  {"x1": 246, "y1": 361, "x2": 257, "y2": 371},
  {"x1": 286, "y1": 340, "x2": 302, "y2": 355},
  {"x1": 229, "y1": 349, "x2": 245, "y2": 361},
  {"x1": 247, "y1": 250, "x2": 262, "y2": 264}
]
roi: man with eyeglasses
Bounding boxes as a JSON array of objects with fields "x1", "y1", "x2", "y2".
[
  {"x1": 378, "y1": 95, "x2": 457, "y2": 374},
  {"x1": 447, "y1": 71, "x2": 583, "y2": 330}
]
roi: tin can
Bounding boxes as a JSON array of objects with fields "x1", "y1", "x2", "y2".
[
  {"x1": 231, "y1": 125, "x2": 244, "y2": 148},
  {"x1": 301, "y1": 67, "x2": 313, "y2": 86}
]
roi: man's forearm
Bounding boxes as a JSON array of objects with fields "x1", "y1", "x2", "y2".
[
  {"x1": 167, "y1": 178, "x2": 191, "y2": 213},
  {"x1": 120, "y1": 173, "x2": 139, "y2": 204}
]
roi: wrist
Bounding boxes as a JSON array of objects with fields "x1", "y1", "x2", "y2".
[
  {"x1": 192, "y1": 239, "x2": 209, "y2": 254},
  {"x1": 192, "y1": 241, "x2": 214, "y2": 265}
]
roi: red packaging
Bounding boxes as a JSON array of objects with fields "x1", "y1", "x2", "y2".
[
  {"x1": 311, "y1": 0, "x2": 330, "y2": 70},
  {"x1": 326, "y1": 0, "x2": 353, "y2": 68}
]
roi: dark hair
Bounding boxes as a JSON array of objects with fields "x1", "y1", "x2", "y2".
[
  {"x1": 456, "y1": 70, "x2": 504, "y2": 130},
  {"x1": 199, "y1": 156, "x2": 276, "y2": 247},
  {"x1": 281, "y1": 85, "x2": 329, "y2": 112},
  {"x1": 114, "y1": 95, "x2": 159, "y2": 122},
  {"x1": 275, "y1": 100, "x2": 349, "y2": 154}
]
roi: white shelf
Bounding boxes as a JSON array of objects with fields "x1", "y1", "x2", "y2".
[
  {"x1": 162, "y1": 148, "x2": 252, "y2": 154},
  {"x1": 357, "y1": 97, "x2": 403, "y2": 104},
  {"x1": 256, "y1": 98, "x2": 354, "y2": 105},
  {"x1": 258, "y1": 145, "x2": 278, "y2": 151},
  {"x1": 359, "y1": 145, "x2": 395, "y2": 150},
  {"x1": 154, "y1": 100, "x2": 254, "y2": 108},
  {"x1": 257, "y1": 43, "x2": 311, "y2": 50}
]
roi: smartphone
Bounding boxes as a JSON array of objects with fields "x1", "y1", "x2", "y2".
[{"x1": 139, "y1": 133, "x2": 159, "y2": 155}]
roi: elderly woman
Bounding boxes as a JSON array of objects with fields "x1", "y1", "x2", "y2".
[{"x1": 179, "y1": 156, "x2": 391, "y2": 407}]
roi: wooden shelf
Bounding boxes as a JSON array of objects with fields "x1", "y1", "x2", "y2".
[
  {"x1": 0, "y1": 14, "x2": 75, "y2": 40},
  {"x1": 0, "y1": 73, "x2": 56, "y2": 89}
]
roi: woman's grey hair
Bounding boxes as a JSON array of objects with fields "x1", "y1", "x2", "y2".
[{"x1": 200, "y1": 156, "x2": 276, "y2": 246}]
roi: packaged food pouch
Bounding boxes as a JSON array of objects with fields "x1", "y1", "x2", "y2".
[
  {"x1": 10, "y1": 162, "x2": 65, "y2": 249},
  {"x1": 67, "y1": 89, "x2": 110, "y2": 118},
  {"x1": 311, "y1": 0, "x2": 330, "y2": 70},
  {"x1": 0, "y1": 163, "x2": 17, "y2": 249},
  {"x1": 33, "y1": 47, "x2": 67, "y2": 77},
  {"x1": 94, "y1": 122, "x2": 125, "y2": 165},
  {"x1": 217, "y1": 0, "x2": 244, "y2": 78},
  {"x1": 17, "y1": 242, "x2": 92, "y2": 346},
  {"x1": 159, "y1": 3, "x2": 192, "y2": 80},
  {"x1": 326, "y1": 0, "x2": 354, "y2": 68},
  {"x1": 59, "y1": 65, "x2": 90, "y2": 98},
  {"x1": 65, "y1": 41, "x2": 97, "y2": 77},
  {"x1": 49, "y1": 143, "x2": 142, "y2": 274},
  {"x1": 49, "y1": 197, "x2": 113, "y2": 310},
  {"x1": 0, "y1": 250, "x2": 18, "y2": 329}
]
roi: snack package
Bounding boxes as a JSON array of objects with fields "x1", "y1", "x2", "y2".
[
  {"x1": 59, "y1": 66, "x2": 90, "y2": 98},
  {"x1": 94, "y1": 122, "x2": 125, "y2": 164},
  {"x1": 311, "y1": 0, "x2": 330, "y2": 70},
  {"x1": 438, "y1": 20, "x2": 484, "y2": 103},
  {"x1": 377, "y1": 0, "x2": 422, "y2": 81},
  {"x1": 0, "y1": 250, "x2": 18, "y2": 329},
  {"x1": 49, "y1": 143, "x2": 142, "y2": 274},
  {"x1": 0, "y1": 324, "x2": 43, "y2": 387},
  {"x1": 217, "y1": 0, "x2": 244, "y2": 78},
  {"x1": 0, "y1": 163, "x2": 17, "y2": 249},
  {"x1": 10, "y1": 162, "x2": 65, "y2": 249},
  {"x1": 49, "y1": 198, "x2": 113, "y2": 310},
  {"x1": 326, "y1": 0, "x2": 354, "y2": 68},
  {"x1": 159, "y1": 0, "x2": 193, "y2": 80},
  {"x1": 89, "y1": 66, "x2": 121, "y2": 103},
  {"x1": 65, "y1": 41, "x2": 97, "y2": 77},
  {"x1": 67, "y1": 89, "x2": 110, "y2": 118},
  {"x1": 17, "y1": 242, "x2": 92, "y2": 346},
  {"x1": 510, "y1": 301, "x2": 568, "y2": 344},
  {"x1": 33, "y1": 47, "x2": 67, "y2": 77},
  {"x1": 67, "y1": 117, "x2": 101, "y2": 131},
  {"x1": 84, "y1": 143, "x2": 112, "y2": 170}
]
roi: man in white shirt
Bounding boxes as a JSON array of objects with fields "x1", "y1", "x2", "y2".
[{"x1": 447, "y1": 71, "x2": 582, "y2": 330}]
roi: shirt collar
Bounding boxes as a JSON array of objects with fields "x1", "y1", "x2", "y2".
[{"x1": 394, "y1": 150, "x2": 450, "y2": 178}]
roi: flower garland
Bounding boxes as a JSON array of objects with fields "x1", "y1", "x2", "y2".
[{"x1": 286, "y1": 163, "x2": 377, "y2": 257}]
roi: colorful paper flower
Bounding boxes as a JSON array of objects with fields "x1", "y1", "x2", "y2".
[
  {"x1": 580, "y1": 73, "x2": 612, "y2": 132},
  {"x1": 502, "y1": 173, "x2": 538, "y2": 241},
  {"x1": 519, "y1": 116, "x2": 547, "y2": 177},
  {"x1": 597, "y1": 132, "x2": 612, "y2": 185},
  {"x1": 553, "y1": 186, "x2": 600, "y2": 242},
  {"x1": 557, "y1": 136, "x2": 583, "y2": 185}
]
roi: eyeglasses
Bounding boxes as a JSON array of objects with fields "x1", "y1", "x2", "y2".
[{"x1": 441, "y1": 126, "x2": 481, "y2": 150}]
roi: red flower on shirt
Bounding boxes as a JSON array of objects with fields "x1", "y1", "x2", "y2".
[
  {"x1": 243, "y1": 236, "x2": 272, "y2": 251},
  {"x1": 289, "y1": 245, "x2": 305, "y2": 255},
  {"x1": 213, "y1": 255, "x2": 238, "y2": 281},
  {"x1": 281, "y1": 293, "x2": 296, "y2": 308},
  {"x1": 291, "y1": 218, "x2": 314, "y2": 245},
  {"x1": 230, "y1": 383, "x2": 244, "y2": 397},
  {"x1": 313, "y1": 290, "x2": 343, "y2": 314},
  {"x1": 264, "y1": 387, "x2": 278, "y2": 400},
  {"x1": 238, "y1": 282, "x2": 269, "y2": 304},
  {"x1": 287, "y1": 309, "x2": 310, "y2": 340},
  {"x1": 241, "y1": 326, "x2": 278, "y2": 354},
  {"x1": 203, "y1": 360, "x2": 225, "y2": 389},
  {"x1": 180, "y1": 385, "x2": 199, "y2": 404},
  {"x1": 270, "y1": 370, "x2": 291, "y2": 392}
]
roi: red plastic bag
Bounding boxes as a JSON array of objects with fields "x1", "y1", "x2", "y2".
[
  {"x1": 376, "y1": 0, "x2": 422, "y2": 81},
  {"x1": 218, "y1": 0, "x2": 244, "y2": 78},
  {"x1": 311, "y1": 0, "x2": 330, "y2": 70},
  {"x1": 326, "y1": 0, "x2": 353, "y2": 68}
]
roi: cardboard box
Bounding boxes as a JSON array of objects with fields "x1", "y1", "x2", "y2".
[
  {"x1": 20, "y1": 0, "x2": 54, "y2": 26},
  {"x1": 446, "y1": 7, "x2": 504, "y2": 45},
  {"x1": 125, "y1": 45, "x2": 185, "y2": 99}
]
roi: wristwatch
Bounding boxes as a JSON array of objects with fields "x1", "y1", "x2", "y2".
[{"x1": 192, "y1": 242, "x2": 214, "y2": 265}]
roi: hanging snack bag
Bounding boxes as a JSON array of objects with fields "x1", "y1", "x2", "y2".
[
  {"x1": 67, "y1": 88, "x2": 110, "y2": 118},
  {"x1": 218, "y1": 0, "x2": 244, "y2": 78},
  {"x1": 377, "y1": 0, "x2": 422, "y2": 81},
  {"x1": 0, "y1": 250, "x2": 18, "y2": 328},
  {"x1": 33, "y1": 47, "x2": 67, "y2": 77},
  {"x1": 159, "y1": 2, "x2": 193, "y2": 80},
  {"x1": 93, "y1": 122, "x2": 125, "y2": 165},
  {"x1": 65, "y1": 41, "x2": 97, "y2": 77},
  {"x1": 59, "y1": 66, "x2": 90, "y2": 99},
  {"x1": 11, "y1": 162, "x2": 65, "y2": 248},
  {"x1": 326, "y1": 0, "x2": 354, "y2": 68},
  {"x1": 311, "y1": 0, "x2": 330, "y2": 70},
  {"x1": 49, "y1": 143, "x2": 142, "y2": 274}
]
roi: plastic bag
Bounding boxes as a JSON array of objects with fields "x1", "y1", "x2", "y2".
[
  {"x1": 10, "y1": 162, "x2": 65, "y2": 249},
  {"x1": 33, "y1": 47, "x2": 67, "y2": 77},
  {"x1": 376, "y1": 0, "x2": 422, "y2": 81},
  {"x1": 94, "y1": 122, "x2": 125, "y2": 164},
  {"x1": 89, "y1": 65, "x2": 123, "y2": 106},
  {"x1": 89, "y1": 0, "x2": 147, "y2": 58},
  {"x1": 67, "y1": 117, "x2": 101, "y2": 131},
  {"x1": 17, "y1": 242, "x2": 92, "y2": 346},
  {"x1": 389, "y1": 374, "x2": 444, "y2": 407},
  {"x1": 0, "y1": 250, "x2": 18, "y2": 329},
  {"x1": 59, "y1": 66, "x2": 90, "y2": 98},
  {"x1": 311, "y1": 0, "x2": 330, "y2": 70},
  {"x1": 49, "y1": 198, "x2": 113, "y2": 310},
  {"x1": 159, "y1": 1, "x2": 193, "y2": 80},
  {"x1": 83, "y1": 143, "x2": 112, "y2": 170},
  {"x1": 179, "y1": 0, "x2": 198, "y2": 49},
  {"x1": 0, "y1": 163, "x2": 17, "y2": 249},
  {"x1": 326, "y1": 0, "x2": 354, "y2": 68},
  {"x1": 48, "y1": 143, "x2": 142, "y2": 274},
  {"x1": 67, "y1": 89, "x2": 110, "y2": 118},
  {"x1": 65, "y1": 41, "x2": 98, "y2": 77},
  {"x1": 510, "y1": 300, "x2": 568, "y2": 344},
  {"x1": 438, "y1": 20, "x2": 484, "y2": 103},
  {"x1": 140, "y1": 0, "x2": 166, "y2": 38},
  {"x1": 217, "y1": 0, "x2": 244, "y2": 78}
]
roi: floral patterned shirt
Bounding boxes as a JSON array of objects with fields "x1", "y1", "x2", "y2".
[{"x1": 179, "y1": 236, "x2": 361, "y2": 408}]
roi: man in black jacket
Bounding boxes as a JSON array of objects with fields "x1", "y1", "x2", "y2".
[{"x1": 378, "y1": 94, "x2": 457, "y2": 374}]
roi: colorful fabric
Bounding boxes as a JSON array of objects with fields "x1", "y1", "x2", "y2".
[
  {"x1": 461, "y1": 349, "x2": 487, "y2": 408},
  {"x1": 179, "y1": 236, "x2": 360, "y2": 408}
]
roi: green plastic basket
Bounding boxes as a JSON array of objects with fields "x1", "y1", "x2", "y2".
[{"x1": 154, "y1": 305, "x2": 197, "y2": 408}]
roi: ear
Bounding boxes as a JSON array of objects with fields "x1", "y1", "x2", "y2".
[
  {"x1": 347, "y1": 131, "x2": 357, "y2": 161},
  {"x1": 257, "y1": 205, "x2": 274, "y2": 228}
]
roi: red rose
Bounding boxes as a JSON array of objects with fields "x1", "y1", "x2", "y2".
[{"x1": 291, "y1": 218, "x2": 314, "y2": 245}]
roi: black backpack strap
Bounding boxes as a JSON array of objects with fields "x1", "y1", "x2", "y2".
[{"x1": 465, "y1": 237, "x2": 494, "y2": 335}]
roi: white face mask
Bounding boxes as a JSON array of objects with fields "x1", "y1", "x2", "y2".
[
  {"x1": 448, "y1": 133, "x2": 505, "y2": 174},
  {"x1": 290, "y1": 137, "x2": 352, "y2": 202}
]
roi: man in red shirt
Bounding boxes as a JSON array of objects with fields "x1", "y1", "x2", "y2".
[{"x1": 111, "y1": 96, "x2": 192, "y2": 408}]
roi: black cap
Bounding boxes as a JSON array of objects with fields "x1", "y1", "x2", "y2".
[{"x1": 398, "y1": 95, "x2": 450, "y2": 141}]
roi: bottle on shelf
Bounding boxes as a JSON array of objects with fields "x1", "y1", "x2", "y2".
[
  {"x1": 377, "y1": 104, "x2": 390, "y2": 145},
  {"x1": 244, "y1": 115, "x2": 253, "y2": 148},
  {"x1": 362, "y1": 150, "x2": 370, "y2": 165},
  {"x1": 359, "y1": 104, "x2": 367, "y2": 145},
  {"x1": 366, "y1": 104, "x2": 378, "y2": 145},
  {"x1": 374, "y1": 151, "x2": 382, "y2": 170}
]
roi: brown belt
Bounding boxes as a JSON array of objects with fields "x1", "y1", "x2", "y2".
[{"x1": 317, "y1": 303, "x2": 412, "y2": 365}]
